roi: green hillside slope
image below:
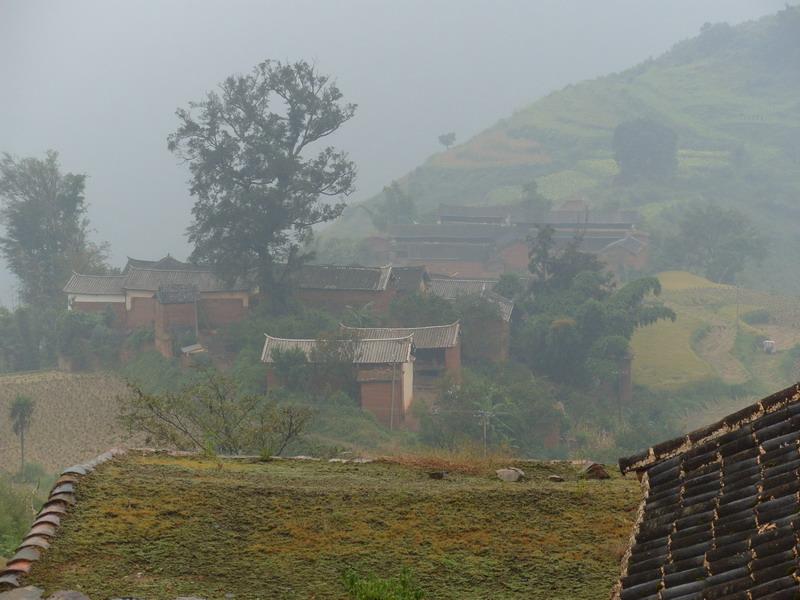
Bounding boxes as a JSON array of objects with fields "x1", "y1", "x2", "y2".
[{"x1": 333, "y1": 7, "x2": 800, "y2": 292}]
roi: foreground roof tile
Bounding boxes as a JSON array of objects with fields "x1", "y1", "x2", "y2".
[
  {"x1": 611, "y1": 383, "x2": 800, "y2": 599},
  {"x1": 0, "y1": 449, "x2": 126, "y2": 591}
]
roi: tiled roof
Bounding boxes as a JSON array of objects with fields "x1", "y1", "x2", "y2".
[
  {"x1": 124, "y1": 255, "x2": 196, "y2": 272},
  {"x1": 290, "y1": 264, "x2": 394, "y2": 291},
  {"x1": 388, "y1": 223, "x2": 511, "y2": 241},
  {"x1": 261, "y1": 334, "x2": 413, "y2": 364},
  {"x1": 340, "y1": 322, "x2": 460, "y2": 349},
  {"x1": 612, "y1": 383, "x2": 800, "y2": 600},
  {"x1": 436, "y1": 204, "x2": 640, "y2": 227},
  {"x1": 66, "y1": 255, "x2": 248, "y2": 295},
  {"x1": 63, "y1": 273, "x2": 127, "y2": 295},
  {"x1": 123, "y1": 267, "x2": 247, "y2": 292},
  {"x1": 390, "y1": 265, "x2": 430, "y2": 292},
  {"x1": 601, "y1": 234, "x2": 648, "y2": 256},
  {"x1": 397, "y1": 242, "x2": 495, "y2": 262},
  {"x1": 428, "y1": 277, "x2": 514, "y2": 322},
  {"x1": 428, "y1": 277, "x2": 498, "y2": 298},
  {"x1": 0, "y1": 449, "x2": 126, "y2": 590}
]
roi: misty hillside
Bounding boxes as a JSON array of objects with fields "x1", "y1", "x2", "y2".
[{"x1": 333, "y1": 7, "x2": 800, "y2": 292}]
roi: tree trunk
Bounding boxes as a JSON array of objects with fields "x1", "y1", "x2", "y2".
[{"x1": 19, "y1": 430, "x2": 25, "y2": 476}]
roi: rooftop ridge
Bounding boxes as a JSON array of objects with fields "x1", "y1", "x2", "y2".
[
  {"x1": 263, "y1": 333, "x2": 414, "y2": 343},
  {"x1": 67, "y1": 272, "x2": 127, "y2": 278},
  {"x1": 339, "y1": 321, "x2": 460, "y2": 331},
  {"x1": 0, "y1": 448, "x2": 127, "y2": 590},
  {"x1": 619, "y1": 382, "x2": 800, "y2": 474}
]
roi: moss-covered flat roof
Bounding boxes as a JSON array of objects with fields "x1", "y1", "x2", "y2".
[{"x1": 24, "y1": 453, "x2": 640, "y2": 599}]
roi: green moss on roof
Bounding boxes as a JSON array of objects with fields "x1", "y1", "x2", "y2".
[{"x1": 28, "y1": 454, "x2": 640, "y2": 599}]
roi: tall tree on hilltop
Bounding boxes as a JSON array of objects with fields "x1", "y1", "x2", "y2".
[
  {"x1": 10, "y1": 395, "x2": 34, "y2": 476},
  {"x1": 167, "y1": 60, "x2": 357, "y2": 302},
  {"x1": 438, "y1": 132, "x2": 456, "y2": 150},
  {"x1": 0, "y1": 151, "x2": 111, "y2": 307}
]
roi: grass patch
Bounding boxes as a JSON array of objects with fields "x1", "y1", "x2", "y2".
[
  {"x1": 657, "y1": 271, "x2": 725, "y2": 291},
  {"x1": 27, "y1": 453, "x2": 641, "y2": 599},
  {"x1": 631, "y1": 313, "x2": 715, "y2": 388}
]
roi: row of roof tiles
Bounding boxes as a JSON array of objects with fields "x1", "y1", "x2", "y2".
[
  {"x1": 260, "y1": 322, "x2": 461, "y2": 365},
  {"x1": 64, "y1": 259, "x2": 428, "y2": 296},
  {"x1": 0, "y1": 449, "x2": 127, "y2": 590},
  {"x1": 613, "y1": 383, "x2": 800, "y2": 599},
  {"x1": 261, "y1": 334, "x2": 414, "y2": 365},
  {"x1": 436, "y1": 202, "x2": 641, "y2": 225}
]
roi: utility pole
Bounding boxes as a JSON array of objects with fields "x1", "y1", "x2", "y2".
[
  {"x1": 390, "y1": 363, "x2": 397, "y2": 431},
  {"x1": 477, "y1": 409, "x2": 492, "y2": 457}
]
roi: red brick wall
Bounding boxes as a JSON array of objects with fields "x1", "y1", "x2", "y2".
[
  {"x1": 359, "y1": 379, "x2": 405, "y2": 427},
  {"x1": 159, "y1": 303, "x2": 197, "y2": 329},
  {"x1": 499, "y1": 242, "x2": 529, "y2": 272},
  {"x1": 71, "y1": 302, "x2": 127, "y2": 327},
  {"x1": 444, "y1": 344, "x2": 462, "y2": 381},
  {"x1": 127, "y1": 296, "x2": 156, "y2": 329},
  {"x1": 293, "y1": 288, "x2": 397, "y2": 317},
  {"x1": 198, "y1": 297, "x2": 247, "y2": 328}
]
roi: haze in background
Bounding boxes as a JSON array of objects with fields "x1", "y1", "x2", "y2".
[{"x1": 0, "y1": 0, "x2": 786, "y2": 305}]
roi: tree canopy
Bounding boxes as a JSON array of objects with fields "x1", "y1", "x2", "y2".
[
  {"x1": 659, "y1": 202, "x2": 768, "y2": 283},
  {"x1": 168, "y1": 59, "x2": 357, "y2": 297},
  {"x1": 515, "y1": 227, "x2": 675, "y2": 384},
  {"x1": 0, "y1": 151, "x2": 110, "y2": 307},
  {"x1": 438, "y1": 132, "x2": 456, "y2": 149}
]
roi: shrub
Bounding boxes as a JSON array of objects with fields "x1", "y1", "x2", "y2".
[
  {"x1": 343, "y1": 569, "x2": 424, "y2": 600},
  {"x1": 0, "y1": 473, "x2": 31, "y2": 557},
  {"x1": 742, "y1": 308, "x2": 771, "y2": 325}
]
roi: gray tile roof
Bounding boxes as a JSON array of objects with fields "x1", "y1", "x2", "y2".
[
  {"x1": 340, "y1": 322, "x2": 460, "y2": 349},
  {"x1": 388, "y1": 223, "x2": 512, "y2": 241},
  {"x1": 65, "y1": 254, "x2": 248, "y2": 295},
  {"x1": 124, "y1": 255, "x2": 196, "y2": 272},
  {"x1": 429, "y1": 278, "x2": 514, "y2": 322},
  {"x1": 261, "y1": 334, "x2": 413, "y2": 364},
  {"x1": 613, "y1": 383, "x2": 800, "y2": 600},
  {"x1": 390, "y1": 266, "x2": 429, "y2": 292},
  {"x1": 397, "y1": 242, "x2": 495, "y2": 262},
  {"x1": 63, "y1": 274, "x2": 127, "y2": 295},
  {"x1": 290, "y1": 264, "x2": 394, "y2": 291},
  {"x1": 600, "y1": 234, "x2": 648, "y2": 255},
  {"x1": 123, "y1": 267, "x2": 247, "y2": 293},
  {"x1": 437, "y1": 204, "x2": 640, "y2": 227},
  {"x1": 428, "y1": 278, "x2": 499, "y2": 298}
]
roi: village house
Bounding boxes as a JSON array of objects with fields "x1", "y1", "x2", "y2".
[
  {"x1": 340, "y1": 321, "x2": 461, "y2": 383},
  {"x1": 281, "y1": 263, "x2": 429, "y2": 314},
  {"x1": 261, "y1": 333, "x2": 414, "y2": 428},
  {"x1": 428, "y1": 276, "x2": 514, "y2": 362},
  {"x1": 63, "y1": 256, "x2": 251, "y2": 331},
  {"x1": 613, "y1": 382, "x2": 800, "y2": 600},
  {"x1": 387, "y1": 200, "x2": 649, "y2": 280}
]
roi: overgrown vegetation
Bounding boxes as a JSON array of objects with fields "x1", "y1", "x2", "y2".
[
  {"x1": 120, "y1": 370, "x2": 312, "y2": 457},
  {"x1": 343, "y1": 569, "x2": 424, "y2": 600},
  {"x1": 28, "y1": 454, "x2": 640, "y2": 599}
]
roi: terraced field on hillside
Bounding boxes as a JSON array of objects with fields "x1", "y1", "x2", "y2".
[
  {"x1": 632, "y1": 272, "x2": 800, "y2": 391},
  {"x1": 0, "y1": 371, "x2": 138, "y2": 474}
]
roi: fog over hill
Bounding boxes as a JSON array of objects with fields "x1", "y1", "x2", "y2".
[{"x1": 0, "y1": 0, "x2": 787, "y2": 304}]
